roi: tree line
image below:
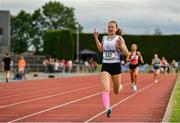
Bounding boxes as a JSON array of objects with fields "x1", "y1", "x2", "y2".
[{"x1": 10, "y1": 1, "x2": 83, "y2": 54}]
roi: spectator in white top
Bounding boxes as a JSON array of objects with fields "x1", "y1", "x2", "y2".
[
  {"x1": 54, "y1": 59, "x2": 60, "y2": 72},
  {"x1": 67, "y1": 60, "x2": 73, "y2": 72}
]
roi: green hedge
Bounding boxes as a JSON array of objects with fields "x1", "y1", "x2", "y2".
[
  {"x1": 43, "y1": 31, "x2": 180, "y2": 63},
  {"x1": 72, "y1": 34, "x2": 180, "y2": 63},
  {"x1": 72, "y1": 33, "x2": 103, "y2": 62},
  {"x1": 123, "y1": 35, "x2": 180, "y2": 63},
  {"x1": 43, "y1": 30, "x2": 74, "y2": 60}
]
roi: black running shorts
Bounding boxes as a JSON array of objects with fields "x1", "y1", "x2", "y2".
[
  {"x1": 129, "y1": 64, "x2": 139, "y2": 70},
  {"x1": 101, "y1": 63, "x2": 121, "y2": 75}
]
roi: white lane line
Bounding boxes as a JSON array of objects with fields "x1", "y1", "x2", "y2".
[
  {"x1": 0, "y1": 86, "x2": 64, "y2": 99},
  {"x1": 0, "y1": 84, "x2": 101, "y2": 109},
  {"x1": 8, "y1": 91, "x2": 102, "y2": 123},
  {"x1": 1, "y1": 76, "x2": 147, "y2": 108},
  {"x1": 0, "y1": 75, "x2": 99, "y2": 93},
  {"x1": 85, "y1": 77, "x2": 164, "y2": 122},
  {"x1": 0, "y1": 74, "x2": 129, "y2": 98},
  {"x1": 8, "y1": 82, "x2": 131, "y2": 123},
  {"x1": 0, "y1": 81, "x2": 57, "y2": 93},
  {"x1": 8, "y1": 76, "x2": 151, "y2": 122},
  {"x1": 0, "y1": 79, "x2": 99, "y2": 97},
  {"x1": 85, "y1": 83, "x2": 155, "y2": 122},
  {"x1": 0, "y1": 80, "x2": 100, "y2": 99}
]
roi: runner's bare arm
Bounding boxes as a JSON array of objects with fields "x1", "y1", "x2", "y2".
[
  {"x1": 126, "y1": 52, "x2": 131, "y2": 62},
  {"x1": 137, "y1": 52, "x2": 144, "y2": 64},
  {"x1": 117, "y1": 36, "x2": 129, "y2": 56},
  {"x1": 151, "y1": 59, "x2": 154, "y2": 65},
  {"x1": 93, "y1": 29, "x2": 103, "y2": 53}
]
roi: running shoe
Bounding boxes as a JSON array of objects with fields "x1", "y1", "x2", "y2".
[
  {"x1": 106, "y1": 108, "x2": 112, "y2": 118},
  {"x1": 133, "y1": 85, "x2": 138, "y2": 91},
  {"x1": 119, "y1": 84, "x2": 123, "y2": 92}
]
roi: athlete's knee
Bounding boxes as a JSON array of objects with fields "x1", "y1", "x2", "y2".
[{"x1": 134, "y1": 72, "x2": 138, "y2": 76}]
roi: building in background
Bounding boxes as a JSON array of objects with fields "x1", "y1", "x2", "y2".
[{"x1": 0, "y1": 10, "x2": 10, "y2": 54}]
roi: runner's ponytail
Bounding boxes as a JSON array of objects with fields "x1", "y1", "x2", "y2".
[{"x1": 116, "y1": 28, "x2": 122, "y2": 36}]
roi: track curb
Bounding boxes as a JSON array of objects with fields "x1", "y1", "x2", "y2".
[{"x1": 162, "y1": 74, "x2": 179, "y2": 122}]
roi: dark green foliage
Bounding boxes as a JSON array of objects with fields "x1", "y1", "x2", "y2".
[
  {"x1": 42, "y1": 1, "x2": 83, "y2": 32},
  {"x1": 11, "y1": 10, "x2": 31, "y2": 54},
  {"x1": 72, "y1": 34, "x2": 180, "y2": 63},
  {"x1": 59, "y1": 30, "x2": 74, "y2": 60},
  {"x1": 43, "y1": 30, "x2": 74, "y2": 60},
  {"x1": 123, "y1": 35, "x2": 180, "y2": 63},
  {"x1": 10, "y1": 1, "x2": 82, "y2": 54}
]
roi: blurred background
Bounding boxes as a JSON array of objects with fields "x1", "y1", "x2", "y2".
[{"x1": 0, "y1": 0, "x2": 179, "y2": 78}]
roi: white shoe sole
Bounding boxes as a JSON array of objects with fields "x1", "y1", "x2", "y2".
[
  {"x1": 119, "y1": 84, "x2": 123, "y2": 92},
  {"x1": 133, "y1": 85, "x2": 138, "y2": 91}
]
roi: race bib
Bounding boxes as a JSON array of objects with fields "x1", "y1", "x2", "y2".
[{"x1": 103, "y1": 51, "x2": 115, "y2": 60}]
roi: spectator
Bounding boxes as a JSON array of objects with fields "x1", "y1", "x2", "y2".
[
  {"x1": 47, "y1": 57, "x2": 55, "y2": 73},
  {"x1": 42, "y1": 58, "x2": 49, "y2": 72},
  {"x1": 79, "y1": 59, "x2": 84, "y2": 72},
  {"x1": 60, "y1": 59, "x2": 66, "y2": 72},
  {"x1": 90, "y1": 58, "x2": 97, "y2": 72},
  {"x1": 67, "y1": 60, "x2": 73, "y2": 73},
  {"x1": 18, "y1": 55, "x2": 26, "y2": 80},
  {"x1": 84, "y1": 60, "x2": 90, "y2": 72},
  {"x1": 54, "y1": 59, "x2": 60, "y2": 72}
]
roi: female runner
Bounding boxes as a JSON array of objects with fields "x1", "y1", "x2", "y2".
[
  {"x1": 151, "y1": 54, "x2": 161, "y2": 83},
  {"x1": 126, "y1": 44, "x2": 144, "y2": 91},
  {"x1": 93, "y1": 20, "x2": 129, "y2": 117}
]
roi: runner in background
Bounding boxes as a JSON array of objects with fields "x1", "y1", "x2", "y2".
[
  {"x1": 2, "y1": 52, "x2": 13, "y2": 83},
  {"x1": 171, "y1": 59, "x2": 179, "y2": 73},
  {"x1": 126, "y1": 44, "x2": 144, "y2": 91},
  {"x1": 151, "y1": 54, "x2": 161, "y2": 83},
  {"x1": 93, "y1": 20, "x2": 129, "y2": 117},
  {"x1": 161, "y1": 57, "x2": 168, "y2": 74}
]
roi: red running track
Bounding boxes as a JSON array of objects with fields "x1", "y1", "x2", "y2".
[{"x1": 0, "y1": 73, "x2": 177, "y2": 122}]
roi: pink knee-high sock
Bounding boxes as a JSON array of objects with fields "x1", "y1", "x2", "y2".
[{"x1": 102, "y1": 92, "x2": 110, "y2": 109}]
